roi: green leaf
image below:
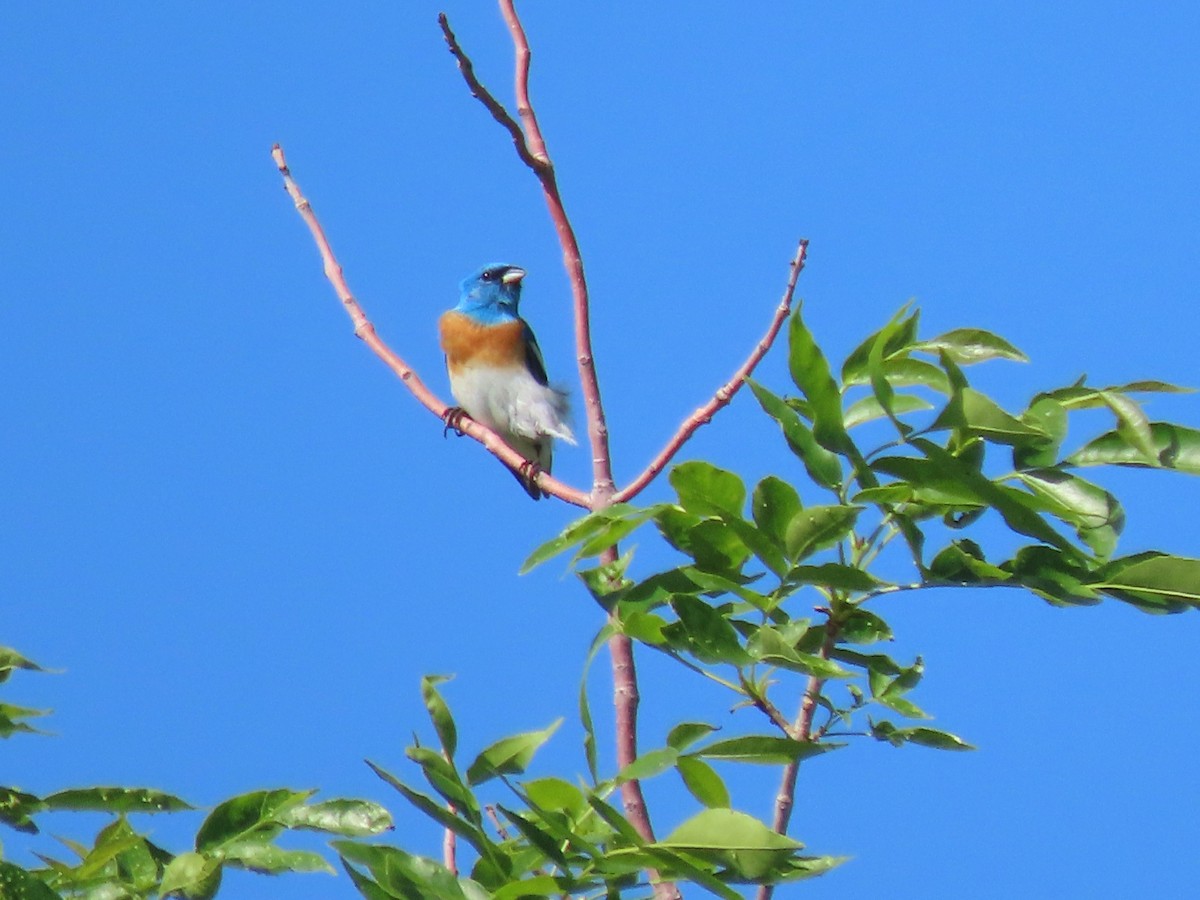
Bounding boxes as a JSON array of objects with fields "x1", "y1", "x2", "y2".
[
  {"x1": 279, "y1": 798, "x2": 394, "y2": 837},
  {"x1": 1003, "y1": 545, "x2": 1101, "y2": 607},
  {"x1": 670, "y1": 595, "x2": 751, "y2": 665},
  {"x1": 519, "y1": 504, "x2": 656, "y2": 573},
  {"x1": 585, "y1": 794, "x2": 646, "y2": 846},
  {"x1": 844, "y1": 393, "x2": 933, "y2": 429},
  {"x1": 784, "y1": 505, "x2": 863, "y2": 562},
  {"x1": 666, "y1": 722, "x2": 719, "y2": 752},
  {"x1": 1067, "y1": 422, "x2": 1200, "y2": 473},
  {"x1": 615, "y1": 747, "x2": 680, "y2": 784},
  {"x1": 491, "y1": 875, "x2": 569, "y2": 900},
  {"x1": 0, "y1": 703, "x2": 49, "y2": 739},
  {"x1": 912, "y1": 440, "x2": 1079, "y2": 555},
  {"x1": 420, "y1": 675, "x2": 457, "y2": 759},
  {"x1": 0, "y1": 786, "x2": 43, "y2": 833},
  {"x1": 903, "y1": 727, "x2": 976, "y2": 751},
  {"x1": 839, "y1": 609, "x2": 893, "y2": 644},
  {"x1": 721, "y1": 513, "x2": 789, "y2": 579},
  {"x1": 676, "y1": 757, "x2": 731, "y2": 808},
  {"x1": 788, "y1": 310, "x2": 855, "y2": 456},
  {"x1": 618, "y1": 609, "x2": 669, "y2": 645},
  {"x1": 880, "y1": 725, "x2": 976, "y2": 751},
  {"x1": 43, "y1": 787, "x2": 192, "y2": 815},
  {"x1": 522, "y1": 777, "x2": 586, "y2": 817},
  {"x1": 951, "y1": 388, "x2": 1048, "y2": 445},
  {"x1": 0, "y1": 861, "x2": 62, "y2": 899},
  {"x1": 160, "y1": 851, "x2": 221, "y2": 899},
  {"x1": 670, "y1": 461, "x2": 746, "y2": 518},
  {"x1": 220, "y1": 841, "x2": 334, "y2": 875},
  {"x1": 1045, "y1": 380, "x2": 1193, "y2": 411},
  {"x1": 0, "y1": 648, "x2": 45, "y2": 685},
  {"x1": 864, "y1": 302, "x2": 920, "y2": 437},
  {"x1": 841, "y1": 303, "x2": 920, "y2": 384},
  {"x1": 194, "y1": 790, "x2": 308, "y2": 853},
  {"x1": 658, "y1": 513, "x2": 751, "y2": 575},
  {"x1": 656, "y1": 808, "x2": 804, "y2": 880},
  {"x1": 844, "y1": 357, "x2": 953, "y2": 394},
  {"x1": 831, "y1": 649, "x2": 902, "y2": 681},
  {"x1": 751, "y1": 476, "x2": 803, "y2": 550},
  {"x1": 785, "y1": 563, "x2": 881, "y2": 593},
  {"x1": 494, "y1": 805, "x2": 571, "y2": 869},
  {"x1": 1095, "y1": 553, "x2": 1200, "y2": 613},
  {"x1": 366, "y1": 762, "x2": 496, "y2": 866},
  {"x1": 745, "y1": 628, "x2": 851, "y2": 678},
  {"x1": 875, "y1": 694, "x2": 929, "y2": 719},
  {"x1": 928, "y1": 540, "x2": 1009, "y2": 583},
  {"x1": 692, "y1": 735, "x2": 837, "y2": 765},
  {"x1": 403, "y1": 750, "x2": 474, "y2": 830},
  {"x1": 466, "y1": 720, "x2": 562, "y2": 786},
  {"x1": 915, "y1": 328, "x2": 1027, "y2": 364},
  {"x1": 1014, "y1": 396, "x2": 1068, "y2": 468},
  {"x1": 336, "y1": 842, "x2": 486, "y2": 900},
  {"x1": 747, "y1": 380, "x2": 843, "y2": 490},
  {"x1": 577, "y1": 627, "x2": 611, "y2": 785},
  {"x1": 1100, "y1": 390, "x2": 1158, "y2": 461},
  {"x1": 1016, "y1": 469, "x2": 1124, "y2": 559}
]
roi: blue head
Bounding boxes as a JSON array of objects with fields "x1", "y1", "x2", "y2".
[{"x1": 455, "y1": 263, "x2": 527, "y2": 324}]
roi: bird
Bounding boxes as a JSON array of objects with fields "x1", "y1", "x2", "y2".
[{"x1": 438, "y1": 263, "x2": 575, "y2": 499}]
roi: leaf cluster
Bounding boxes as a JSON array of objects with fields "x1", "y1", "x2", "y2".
[{"x1": 0, "y1": 648, "x2": 393, "y2": 899}]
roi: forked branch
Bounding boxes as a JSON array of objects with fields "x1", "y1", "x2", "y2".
[{"x1": 615, "y1": 239, "x2": 809, "y2": 504}]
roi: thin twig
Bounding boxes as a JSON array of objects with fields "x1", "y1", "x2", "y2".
[
  {"x1": 443, "y1": 749, "x2": 458, "y2": 874},
  {"x1": 497, "y1": 0, "x2": 550, "y2": 164},
  {"x1": 270, "y1": 143, "x2": 590, "y2": 508},
  {"x1": 437, "y1": 15, "x2": 542, "y2": 171},
  {"x1": 740, "y1": 673, "x2": 798, "y2": 738},
  {"x1": 485, "y1": 805, "x2": 512, "y2": 841},
  {"x1": 756, "y1": 616, "x2": 838, "y2": 900},
  {"x1": 615, "y1": 239, "x2": 809, "y2": 504}
]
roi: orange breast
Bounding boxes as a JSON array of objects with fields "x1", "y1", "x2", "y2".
[{"x1": 439, "y1": 312, "x2": 527, "y2": 374}]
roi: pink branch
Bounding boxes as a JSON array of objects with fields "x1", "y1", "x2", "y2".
[
  {"x1": 615, "y1": 240, "x2": 809, "y2": 504},
  {"x1": 271, "y1": 143, "x2": 589, "y2": 508},
  {"x1": 755, "y1": 617, "x2": 837, "y2": 900},
  {"x1": 440, "y1": 7, "x2": 616, "y2": 505},
  {"x1": 440, "y1": 8, "x2": 677, "y2": 897},
  {"x1": 604, "y1": 551, "x2": 682, "y2": 900},
  {"x1": 498, "y1": 0, "x2": 548, "y2": 164}
]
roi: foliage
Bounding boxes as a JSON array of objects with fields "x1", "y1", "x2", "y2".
[
  {"x1": 340, "y1": 305, "x2": 1200, "y2": 897},
  {"x1": 6, "y1": 315, "x2": 1196, "y2": 899},
  {"x1": 0, "y1": 649, "x2": 393, "y2": 898}
]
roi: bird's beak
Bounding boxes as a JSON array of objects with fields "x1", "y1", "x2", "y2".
[{"x1": 501, "y1": 268, "x2": 526, "y2": 285}]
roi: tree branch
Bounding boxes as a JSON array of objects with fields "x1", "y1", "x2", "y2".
[
  {"x1": 740, "y1": 673, "x2": 799, "y2": 738},
  {"x1": 440, "y1": 4, "x2": 616, "y2": 506},
  {"x1": 615, "y1": 239, "x2": 809, "y2": 504},
  {"x1": 756, "y1": 615, "x2": 838, "y2": 900},
  {"x1": 270, "y1": 143, "x2": 589, "y2": 508}
]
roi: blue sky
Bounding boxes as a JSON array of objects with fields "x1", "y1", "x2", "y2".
[{"x1": 4, "y1": 2, "x2": 1199, "y2": 897}]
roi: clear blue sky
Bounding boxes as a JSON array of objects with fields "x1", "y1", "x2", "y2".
[{"x1": 4, "y1": 3, "x2": 1199, "y2": 898}]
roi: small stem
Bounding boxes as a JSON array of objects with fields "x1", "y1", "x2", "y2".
[
  {"x1": 740, "y1": 672, "x2": 797, "y2": 738},
  {"x1": 616, "y1": 240, "x2": 809, "y2": 504},
  {"x1": 756, "y1": 616, "x2": 839, "y2": 900}
]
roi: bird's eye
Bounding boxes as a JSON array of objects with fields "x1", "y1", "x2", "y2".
[{"x1": 480, "y1": 271, "x2": 494, "y2": 281}]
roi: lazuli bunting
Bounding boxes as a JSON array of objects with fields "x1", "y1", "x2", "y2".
[{"x1": 439, "y1": 263, "x2": 575, "y2": 499}]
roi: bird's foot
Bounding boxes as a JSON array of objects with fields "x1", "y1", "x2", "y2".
[
  {"x1": 518, "y1": 459, "x2": 545, "y2": 498},
  {"x1": 443, "y1": 406, "x2": 469, "y2": 437}
]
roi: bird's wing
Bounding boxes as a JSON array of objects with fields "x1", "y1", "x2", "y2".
[{"x1": 521, "y1": 321, "x2": 550, "y2": 386}]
